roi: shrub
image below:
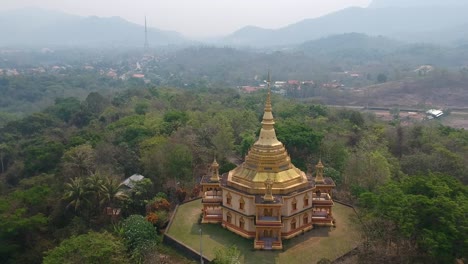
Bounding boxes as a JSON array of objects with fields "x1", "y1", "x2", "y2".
[{"x1": 43, "y1": 231, "x2": 129, "y2": 264}]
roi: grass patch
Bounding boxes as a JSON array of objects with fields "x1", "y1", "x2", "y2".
[{"x1": 167, "y1": 200, "x2": 360, "y2": 264}]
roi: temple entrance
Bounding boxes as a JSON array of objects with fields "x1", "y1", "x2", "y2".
[
  {"x1": 263, "y1": 229, "x2": 273, "y2": 238},
  {"x1": 262, "y1": 229, "x2": 274, "y2": 250},
  {"x1": 258, "y1": 229, "x2": 280, "y2": 250}
]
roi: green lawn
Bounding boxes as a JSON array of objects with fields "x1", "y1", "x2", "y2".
[{"x1": 166, "y1": 199, "x2": 361, "y2": 264}]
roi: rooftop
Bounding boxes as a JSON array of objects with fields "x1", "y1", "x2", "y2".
[{"x1": 122, "y1": 174, "x2": 145, "y2": 188}]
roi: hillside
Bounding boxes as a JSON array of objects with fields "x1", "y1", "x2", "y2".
[
  {"x1": 298, "y1": 33, "x2": 401, "y2": 57},
  {"x1": 369, "y1": 0, "x2": 468, "y2": 8},
  {"x1": 0, "y1": 8, "x2": 187, "y2": 47},
  {"x1": 224, "y1": 5, "x2": 468, "y2": 46},
  {"x1": 297, "y1": 33, "x2": 468, "y2": 68},
  {"x1": 350, "y1": 75, "x2": 468, "y2": 109}
]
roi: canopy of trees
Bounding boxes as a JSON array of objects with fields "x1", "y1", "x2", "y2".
[{"x1": 0, "y1": 84, "x2": 466, "y2": 263}]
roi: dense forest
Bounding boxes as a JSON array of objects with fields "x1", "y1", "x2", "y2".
[
  {"x1": 0, "y1": 36, "x2": 467, "y2": 264},
  {"x1": 0, "y1": 81, "x2": 466, "y2": 263}
]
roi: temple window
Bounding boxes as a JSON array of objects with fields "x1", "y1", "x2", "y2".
[
  {"x1": 226, "y1": 212, "x2": 232, "y2": 223},
  {"x1": 239, "y1": 198, "x2": 245, "y2": 210},
  {"x1": 303, "y1": 213, "x2": 309, "y2": 225},
  {"x1": 304, "y1": 194, "x2": 309, "y2": 207},
  {"x1": 291, "y1": 218, "x2": 297, "y2": 230},
  {"x1": 226, "y1": 193, "x2": 232, "y2": 206},
  {"x1": 239, "y1": 217, "x2": 245, "y2": 229},
  {"x1": 292, "y1": 198, "x2": 297, "y2": 211}
]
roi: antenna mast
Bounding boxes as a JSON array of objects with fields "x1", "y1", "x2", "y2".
[{"x1": 144, "y1": 16, "x2": 149, "y2": 51}]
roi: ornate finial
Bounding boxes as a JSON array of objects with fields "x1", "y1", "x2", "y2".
[
  {"x1": 265, "y1": 71, "x2": 272, "y2": 112},
  {"x1": 261, "y1": 71, "x2": 274, "y2": 127},
  {"x1": 210, "y1": 156, "x2": 220, "y2": 182},
  {"x1": 315, "y1": 159, "x2": 325, "y2": 183},
  {"x1": 263, "y1": 175, "x2": 274, "y2": 202}
]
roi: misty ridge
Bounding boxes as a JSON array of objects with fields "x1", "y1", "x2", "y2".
[{"x1": 1, "y1": 0, "x2": 468, "y2": 48}]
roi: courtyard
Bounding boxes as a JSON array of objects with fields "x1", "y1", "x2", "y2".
[{"x1": 166, "y1": 199, "x2": 361, "y2": 264}]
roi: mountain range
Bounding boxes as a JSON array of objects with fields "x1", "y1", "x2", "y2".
[
  {"x1": 0, "y1": 8, "x2": 187, "y2": 47},
  {"x1": 368, "y1": 0, "x2": 468, "y2": 9},
  {"x1": 1, "y1": 0, "x2": 468, "y2": 48},
  {"x1": 224, "y1": 4, "x2": 468, "y2": 46}
]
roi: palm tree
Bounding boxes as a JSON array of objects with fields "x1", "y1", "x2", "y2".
[
  {"x1": 86, "y1": 173, "x2": 104, "y2": 215},
  {"x1": 62, "y1": 144, "x2": 96, "y2": 178},
  {"x1": 100, "y1": 177, "x2": 128, "y2": 209},
  {"x1": 63, "y1": 177, "x2": 90, "y2": 213}
]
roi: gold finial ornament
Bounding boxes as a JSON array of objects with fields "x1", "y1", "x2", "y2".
[
  {"x1": 315, "y1": 159, "x2": 325, "y2": 183},
  {"x1": 263, "y1": 175, "x2": 274, "y2": 201},
  {"x1": 210, "y1": 157, "x2": 220, "y2": 182}
]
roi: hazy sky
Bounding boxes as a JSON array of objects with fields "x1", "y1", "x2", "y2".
[{"x1": 1, "y1": 0, "x2": 372, "y2": 37}]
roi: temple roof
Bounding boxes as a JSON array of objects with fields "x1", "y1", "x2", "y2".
[{"x1": 227, "y1": 75, "x2": 309, "y2": 195}]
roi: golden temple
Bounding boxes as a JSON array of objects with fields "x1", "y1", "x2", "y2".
[{"x1": 200, "y1": 75, "x2": 336, "y2": 250}]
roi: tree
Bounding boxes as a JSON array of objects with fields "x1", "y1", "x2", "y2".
[
  {"x1": 377, "y1": 73, "x2": 388, "y2": 83},
  {"x1": 161, "y1": 110, "x2": 188, "y2": 135},
  {"x1": 84, "y1": 92, "x2": 107, "y2": 115},
  {"x1": 211, "y1": 115, "x2": 235, "y2": 160},
  {"x1": 275, "y1": 119, "x2": 323, "y2": 169},
  {"x1": 7, "y1": 112, "x2": 54, "y2": 138},
  {"x1": 239, "y1": 133, "x2": 255, "y2": 157},
  {"x1": 320, "y1": 137, "x2": 349, "y2": 172},
  {"x1": 23, "y1": 140, "x2": 64, "y2": 176},
  {"x1": 62, "y1": 144, "x2": 96, "y2": 178},
  {"x1": 134, "y1": 101, "x2": 149, "y2": 115},
  {"x1": 0, "y1": 143, "x2": 11, "y2": 173},
  {"x1": 43, "y1": 231, "x2": 129, "y2": 264},
  {"x1": 123, "y1": 178, "x2": 155, "y2": 215},
  {"x1": 358, "y1": 175, "x2": 467, "y2": 263},
  {"x1": 86, "y1": 173, "x2": 104, "y2": 216},
  {"x1": 46, "y1": 97, "x2": 82, "y2": 123},
  {"x1": 121, "y1": 215, "x2": 159, "y2": 261},
  {"x1": 99, "y1": 177, "x2": 128, "y2": 209},
  {"x1": 346, "y1": 149, "x2": 391, "y2": 192},
  {"x1": 213, "y1": 245, "x2": 241, "y2": 264},
  {"x1": 0, "y1": 188, "x2": 49, "y2": 262},
  {"x1": 142, "y1": 141, "x2": 193, "y2": 189},
  {"x1": 63, "y1": 177, "x2": 90, "y2": 213}
]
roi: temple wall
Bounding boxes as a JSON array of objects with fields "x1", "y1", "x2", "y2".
[
  {"x1": 281, "y1": 190, "x2": 313, "y2": 216},
  {"x1": 281, "y1": 208, "x2": 314, "y2": 237},
  {"x1": 222, "y1": 188, "x2": 255, "y2": 216},
  {"x1": 222, "y1": 208, "x2": 256, "y2": 235}
]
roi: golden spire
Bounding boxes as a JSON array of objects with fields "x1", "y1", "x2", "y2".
[
  {"x1": 226, "y1": 71, "x2": 310, "y2": 194},
  {"x1": 315, "y1": 159, "x2": 325, "y2": 183},
  {"x1": 265, "y1": 71, "x2": 272, "y2": 112},
  {"x1": 262, "y1": 72, "x2": 273, "y2": 126},
  {"x1": 210, "y1": 156, "x2": 220, "y2": 182},
  {"x1": 256, "y1": 71, "x2": 280, "y2": 146}
]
